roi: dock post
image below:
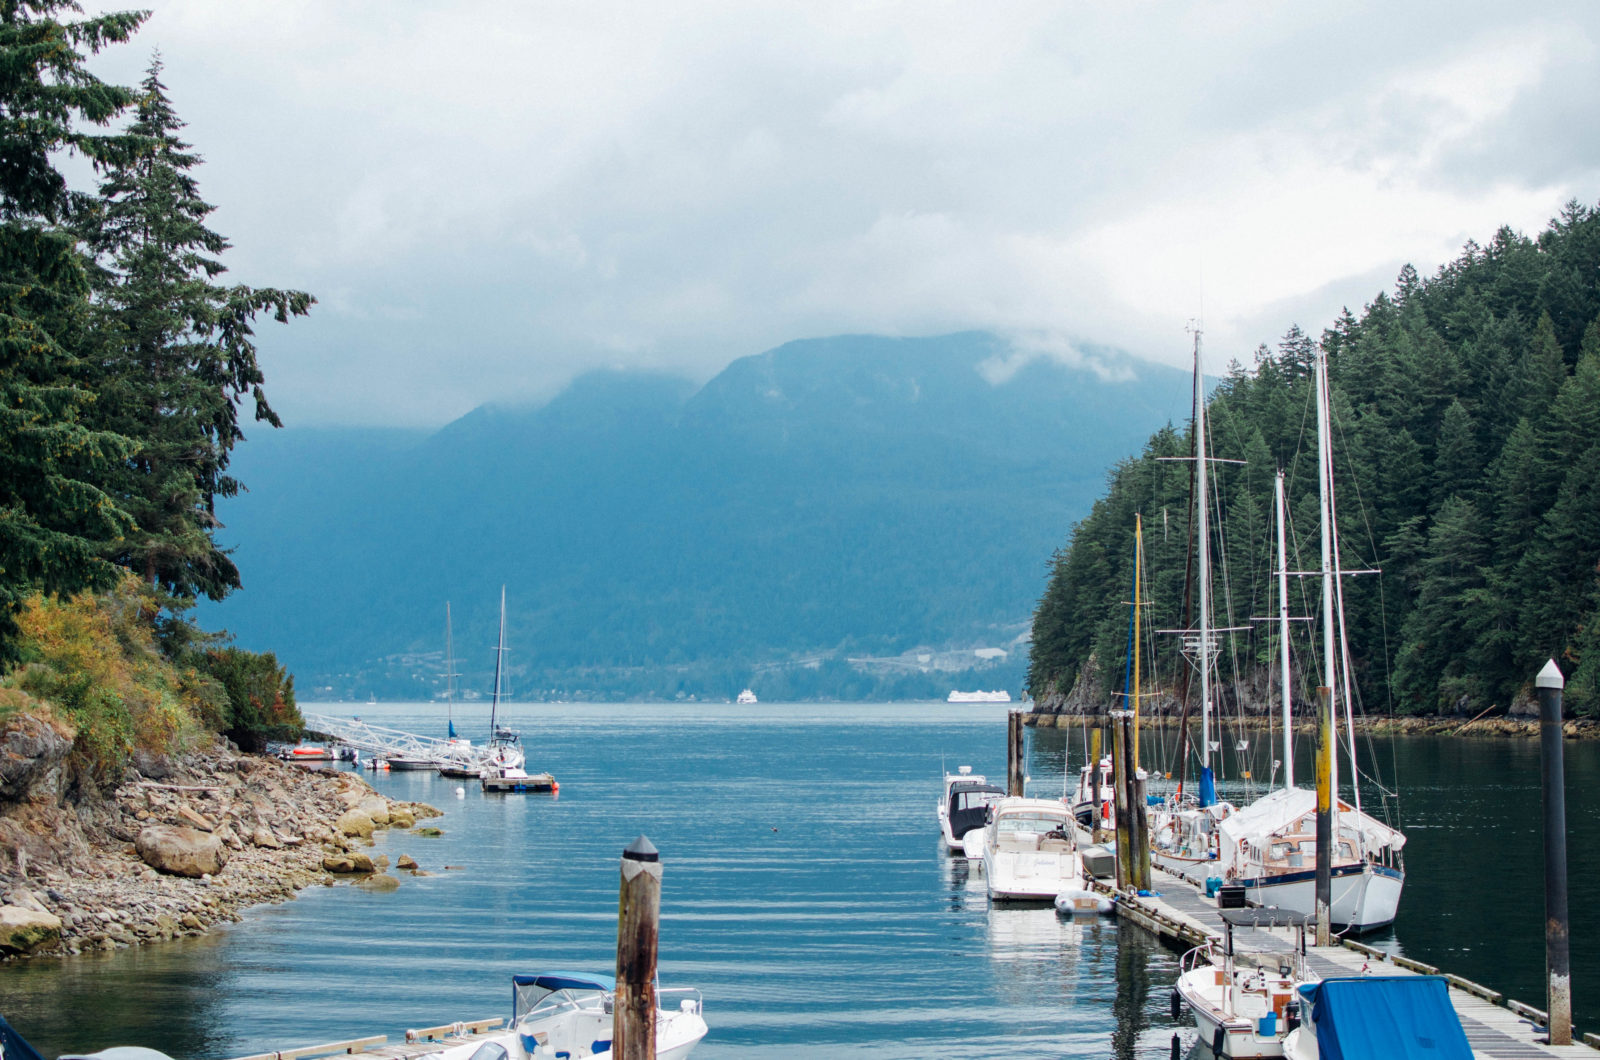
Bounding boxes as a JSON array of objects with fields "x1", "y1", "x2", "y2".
[
  {"x1": 1131, "y1": 764, "x2": 1152, "y2": 893},
  {"x1": 1314, "y1": 685, "x2": 1333, "y2": 947},
  {"x1": 1089, "y1": 726, "x2": 1104, "y2": 841},
  {"x1": 1112, "y1": 710, "x2": 1132, "y2": 890},
  {"x1": 1537, "y1": 660, "x2": 1571, "y2": 1045},
  {"x1": 615, "y1": 836, "x2": 662, "y2": 1060},
  {"x1": 1007, "y1": 710, "x2": 1025, "y2": 796}
]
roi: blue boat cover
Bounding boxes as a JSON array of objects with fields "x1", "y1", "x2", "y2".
[
  {"x1": 512, "y1": 971, "x2": 616, "y2": 992},
  {"x1": 1198, "y1": 766, "x2": 1217, "y2": 808},
  {"x1": 0, "y1": 1015, "x2": 46, "y2": 1060},
  {"x1": 1310, "y1": 977, "x2": 1472, "y2": 1060}
]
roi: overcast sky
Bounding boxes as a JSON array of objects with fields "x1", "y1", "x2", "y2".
[{"x1": 79, "y1": 1, "x2": 1600, "y2": 427}]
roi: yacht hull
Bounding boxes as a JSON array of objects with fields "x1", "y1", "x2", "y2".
[
  {"x1": 1238, "y1": 863, "x2": 1403, "y2": 932},
  {"x1": 1175, "y1": 969, "x2": 1289, "y2": 1059}
]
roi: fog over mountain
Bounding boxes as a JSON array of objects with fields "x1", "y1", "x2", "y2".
[{"x1": 205, "y1": 332, "x2": 1197, "y2": 701}]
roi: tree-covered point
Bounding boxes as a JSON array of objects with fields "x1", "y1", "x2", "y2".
[
  {"x1": 1029, "y1": 203, "x2": 1600, "y2": 718},
  {"x1": 0, "y1": 4, "x2": 310, "y2": 754}
]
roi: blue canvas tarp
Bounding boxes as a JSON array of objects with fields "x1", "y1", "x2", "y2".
[{"x1": 1310, "y1": 976, "x2": 1472, "y2": 1060}]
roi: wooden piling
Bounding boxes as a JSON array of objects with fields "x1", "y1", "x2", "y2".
[
  {"x1": 1537, "y1": 660, "x2": 1572, "y2": 1046},
  {"x1": 1112, "y1": 710, "x2": 1132, "y2": 890},
  {"x1": 614, "y1": 836, "x2": 662, "y2": 1060},
  {"x1": 1006, "y1": 710, "x2": 1025, "y2": 797},
  {"x1": 1314, "y1": 685, "x2": 1333, "y2": 947}
]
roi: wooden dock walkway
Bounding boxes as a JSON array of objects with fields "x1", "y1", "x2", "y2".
[
  {"x1": 1092, "y1": 864, "x2": 1600, "y2": 1060},
  {"x1": 225, "y1": 1018, "x2": 508, "y2": 1060}
]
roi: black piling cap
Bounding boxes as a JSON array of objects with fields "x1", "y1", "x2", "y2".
[{"x1": 623, "y1": 835, "x2": 660, "y2": 863}]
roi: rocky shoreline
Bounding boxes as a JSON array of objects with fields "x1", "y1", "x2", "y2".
[{"x1": 0, "y1": 713, "x2": 442, "y2": 960}]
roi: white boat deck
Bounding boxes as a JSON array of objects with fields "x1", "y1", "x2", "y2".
[{"x1": 1096, "y1": 864, "x2": 1600, "y2": 1060}]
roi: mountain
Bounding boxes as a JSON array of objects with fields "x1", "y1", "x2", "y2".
[{"x1": 204, "y1": 331, "x2": 1197, "y2": 701}]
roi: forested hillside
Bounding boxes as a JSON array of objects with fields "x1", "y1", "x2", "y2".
[
  {"x1": 207, "y1": 333, "x2": 1197, "y2": 701},
  {"x1": 1029, "y1": 203, "x2": 1600, "y2": 718}
]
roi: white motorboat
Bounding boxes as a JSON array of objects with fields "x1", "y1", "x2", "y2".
[
  {"x1": 1070, "y1": 754, "x2": 1114, "y2": 830},
  {"x1": 1279, "y1": 976, "x2": 1471, "y2": 1060},
  {"x1": 736, "y1": 689, "x2": 758, "y2": 704},
  {"x1": 421, "y1": 972, "x2": 707, "y2": 1060},
  {"x1": 976, "y1": 797, "x2": 1083, "y2": 901},
  {"x1": 947, "y1": 690, "x2": 1011, "y2": 703},
  {"x1": 936, "y1": 766, "x2": 1004, "y2": 854},
  {"x1": 1173, "y1": 908, "x2": 1312, "y2": 1058}
]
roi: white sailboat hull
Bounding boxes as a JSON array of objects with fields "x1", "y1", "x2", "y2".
[{"x1": 1239, "y1": 863, "x2": 1403, "y2": 933}]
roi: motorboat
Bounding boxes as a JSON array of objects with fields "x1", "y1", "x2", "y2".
[
  {"x1": 736, "y1": 689, "x2": 758, "y2": 704},
  {"x1": 385, "y1": 755, "x2": 439, "y2": 771},
  {"x1": 482, "y1": 766, "x2": 558, "y2": 793},
  {"x1": 1070, "y1": 754, "x2": 1114, "y2": 830},
  {"x1": 975, "y1": 797, "x2": 1083, "y2": 901},
  {"x1": 937, "y1": 768, "x2": 1004, "y2": 854},
  {"x1": 277, "y1": 742, "x2": 335, "y2": 762},
  {"x1": 1174, "y1": 908, "x2": 1311, "y2": 1058},
  {"x1": 1215, "y1": 788, "x2": 1404, "y2": 932},
  {"x1": 417, "y1": 972, "x2": 707, "y2": 1060},
  {"x1": 1281, "y1": 976, "x2": 1470, "y2": 1060}
]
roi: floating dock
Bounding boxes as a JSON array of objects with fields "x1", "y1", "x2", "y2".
[
  {"x1": 226, "y1": 1018, "x2": 506, "y2": 1060},
  {"x1": 1092, "y1": 863, "x2": 1600, "y2": 1060}
]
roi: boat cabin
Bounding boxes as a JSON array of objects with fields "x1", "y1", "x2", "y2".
[{"x1": 946, "y1": 781, "x2": 1004, "y2": 841}]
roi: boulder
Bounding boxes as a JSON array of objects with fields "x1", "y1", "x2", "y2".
[
  {"x1": 335, "y1": 810, "x2": 374, "y2": 839},
  {"x1": 0, "y1": 905, "x2": 63, "y2": 954},
  {"x1": 251, "y1": 827, "x2": 283, "y2": 849},
  {"x1": 388, "y1": 809, "x2": 415, "y2": 829},
  {"x1": 396, "y1": 855, "x2": 417, "y2": 870},
  {"x1": 355, "y1": 873, "x2": 400, "y2": 892},
  {"x1": 321, "y1": 852, "x2": 375, "y2": 874},
  {"x1": 135, "y1": 825, "x2": 228, "y2": 878},
  {"x1": 355, "y1": 795, "x2": 390, "y2": 826}
]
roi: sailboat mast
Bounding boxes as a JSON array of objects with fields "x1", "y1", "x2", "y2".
[
  {"x1": 1314, "y1": 350, "x2": 1339, "y2": 803},
  {"x1": 445, "y1": 602, "x2": 457, "y2": 737},
  {"x1": 1193, "y1": 331, "x2": 1212, "y2": 777},
  {"x1": 489, "y1": 586, "x2": 506, "y2": 739},
  {"x1": 1133, "y1": 513, "x2": 1143, "y2": 770},
  {"x1": 1275, "y1": 471, "x2": 1293, "y2": 789}
]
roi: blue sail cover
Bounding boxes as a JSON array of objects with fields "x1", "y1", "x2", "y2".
[
  {"x1": 1198, "y1": 766, "x2": 1217, "y2": 808},
  {"x1": 1311, "y1": 977, "x2": 1472, "y2": 1060},
  {"x1": 0, "y1": 1015, "x2": 46, "y2": 1060}
]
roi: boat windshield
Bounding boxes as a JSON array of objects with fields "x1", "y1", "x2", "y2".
[{"x1": 997, "y1": 812, "x2": 1067, "y2": 834}]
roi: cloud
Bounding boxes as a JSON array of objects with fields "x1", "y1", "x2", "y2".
[{"x1": 79, "y1": 1, "x2": 1600, "y2": 425}]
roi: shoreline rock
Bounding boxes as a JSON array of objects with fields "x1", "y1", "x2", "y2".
[{"x1": 0, "y1": 720, "x2": 443, "y2": 962}]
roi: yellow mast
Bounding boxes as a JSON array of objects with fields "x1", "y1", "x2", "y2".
[{"x1": 1133, "y1": 512, "x2": 1143, "y2": 770}]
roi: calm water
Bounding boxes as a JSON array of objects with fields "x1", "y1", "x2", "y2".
[{"x1": 4, "y1": 704, "x2": 1597, "y2": 1057}]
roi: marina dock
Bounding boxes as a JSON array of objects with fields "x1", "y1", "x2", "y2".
[{"x1": 1091, "y1": 862, "x2": 1600, "y2": 1060}]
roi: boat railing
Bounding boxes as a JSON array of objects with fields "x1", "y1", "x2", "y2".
[{"x1": 656, "y1": 986, "x2": 705, "y2": 1015}]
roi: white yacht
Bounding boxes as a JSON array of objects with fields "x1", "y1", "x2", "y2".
[
  {"x1": 936, "y1": 766, "x2": 1004, "y2": 854},
  {"x1": 1069, "y1": 754, "x2": 1114, "y2": 830},
  {"x1": 736, "y1": 689, "x2": 758, "y2": 704},
  {"x1": 972, "y1": 797, "x2": 1083, "y2": 902},
  {"x1": 422, "y1": 972, "x2": 707, "y2": 1060}
]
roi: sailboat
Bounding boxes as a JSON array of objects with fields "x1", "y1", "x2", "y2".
[
  {"x1": 1210, "y1": 347, "x2": 1405, "y2": 931},
  {"x1": 436, "y1": 602, "x2": 482, "y2": 779},
  {"x1": 1149, "y1": 329, "x2": 1245, "y2": 875},
  {"x1": 478, "y1": 587, "x2": 557, "y2": 794}
]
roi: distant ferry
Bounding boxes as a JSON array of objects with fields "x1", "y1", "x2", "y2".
[
  {"x1": 737, "y1": 689, "x2": 759, "y2": 704},
  {"x1": 947, "y1": 690, "x2": 1011, "y2": 704}
]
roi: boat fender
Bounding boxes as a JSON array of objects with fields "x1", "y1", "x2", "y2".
[
  {"x1": 1212, "y1": 1026, "x2": 1225, "y2": 1057},
  {"x1": 1170, "y1": 1033, "x2": 1181, "y2": 1060},
  {"x1": 1170, "y1": 988, "x2": 1182, "y2": 1021}
]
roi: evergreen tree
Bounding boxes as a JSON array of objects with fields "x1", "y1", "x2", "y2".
[
  {"x1": 79, "y1": 57, "x2": 314, "y2": 600},
  {"x1": 0, "y1": 2, "x2": 146, "y2": 661}
]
